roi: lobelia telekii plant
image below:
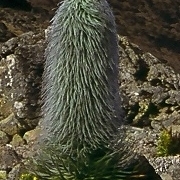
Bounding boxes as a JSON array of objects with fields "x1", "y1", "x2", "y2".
[{"x1": 30, "y1": 0, "x2": 149, "y2": 179}]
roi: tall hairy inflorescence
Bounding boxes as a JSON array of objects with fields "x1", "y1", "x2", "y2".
[
  {"x1": 41, "y1": 0, "x2": 123, "y2": 153},
  {"x1": 31, "y1": 0, "x2": 137, "y2": 179},
  {"x1": 24, "y1": 1, "x2": 163, "y2": 179}
]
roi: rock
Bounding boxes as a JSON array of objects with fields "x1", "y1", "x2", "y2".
[
  {"x1": 0, "y1": 170, "x2": 7, "y2": 179},
  {"x1": 14, "y1": 145, "x2": 33, "y2": 160},
  {"x1": 108, "y1": 0, "x2": 180, "y2": 73},
  {"x1": 0, "y1": 113, "x2": 21, "y2": 136},
  {"x1": 13, "y1": 101, "x2": 26, "y2": 119},
  {"x1": 160, "y1": 173, "x2": 173, "y2": 180},
  {"x1": 149, "y1": 155, "x2": 180, "y2": 180},
  {"x1": 119, "y1": 36, "x2": 180, "y2": 127},
  {"x1": 8, "y1": 164, "x2": 21, "y2": 180},
  {"x1": 127, "y1": 126, "x2": 180, "y2": 180},
  {"x1": 0, "y1": 130, "x2": 9, "y2": 144},
  {"x1": 0, "y1": 145, "x2": 19, "y2": 170},
  {"x1": 0, "y1": 22, "x2": 15, "y2": 42},
  {"x1": 23, "y1": 128, "x2": 40, "y2": 144},
  {"x1": 10, "y1": 134, "x2": 24, "y2": 147},
  {"x1": 29, "y1": 0, "x2": 59, "y2": 9},
  {"x1": 170, "y1": 125, "x2": 180, "y2": 137},
  {"x1": 0, "y1": 31, "x2": 44, "y2": 129},
  {"x1": 132, "y1": 156, "x2": 162, "y2": 180},
  {"x1": 0, "y1": 7, "x2": 49, "y2": 43},
  {"x1": 0, "y1": 0, "x2": 31, "y2": 11}
]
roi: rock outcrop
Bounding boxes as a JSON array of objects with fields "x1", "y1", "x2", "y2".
[
  {"x1": 109, "y1": 0, "x2": 180, "y2": 73},
  {"x1": 119, "y1": 36, "x2": 180, "y2": 128}
]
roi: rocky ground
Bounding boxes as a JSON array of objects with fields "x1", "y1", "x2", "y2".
[{"x1": 0, "y1": 0, "x2": 180, "y2": 179}]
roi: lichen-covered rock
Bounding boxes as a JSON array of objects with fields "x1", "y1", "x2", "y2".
[
  {"x1": 0, "y1": 170, "x2": 6, "y2": 180},
  {"x1": 0, "y1": 130, "x2": 9, "y2": 144},
  {"x1": 0, "y1": 145, "x2": 19, "y2": 170},
  {"x1": 0, "y1": 32, "x2": 44, "y2": 129},
  {"x1": 7, "y1": 164, "x2": 21, "y2": 180},
  {"x1": 160, "y1": 173, "x2": 173, "y2": 180},
  {"x1": 23, "y1": 128, "x2": 40, "y2": 144},
  {"x1": 0, "y1": 7, "x2": 46, "y2": 179},
  {"x1": 149, "y1": 155, "x2": 180, "y2": 180},
  {"x1": 10, "y1": 134, "x2": 25, "y2": 147},
  {"x1": 0, "y1": 113, "x2": 20, "y2": 136},
  {"x1": 119, "y1": 36, "x2": 180, "y2": 128},
  {"x1": 126, "y1": 126, "x2": 180, "y2": 180}
]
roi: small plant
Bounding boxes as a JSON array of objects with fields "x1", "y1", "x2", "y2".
[
  {"x1": 157, "y1": 129, "x2": 172, "y2": 156},
  {"x1": 19, "y1": 173, "x2": 38, "y2": 180},
  {"x1": 156, "y1": 128, "x2": 180, "y2": 156}
]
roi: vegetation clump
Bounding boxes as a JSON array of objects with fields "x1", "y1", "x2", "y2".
[
  {"x1": 19, "y1": 173, "x2": 38, "y2": 180},
  {"x1": 157, "y1": 128, "x2": 180, "y2": 156},
  {"x1": 157, "y1": 129, "x2": 172, "y2": 156}
]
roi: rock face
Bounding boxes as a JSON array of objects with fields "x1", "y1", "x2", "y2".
[
  {"x1": 0, "y1": 145, "x2": 19, "y2": 171},
  {"x1": 0, "y1": 6, "x2": 47, "y2": 177},
  {"x1": 29, "y1": 0, "x2": 59, "y2": 9},
  {"x1": 0, "y1": 0, "x2": 31, "y2": 10},
  {"x1": 0, "y1": 32, "x2": 44, "y2": 130},
  {"x1": 0, "y1": 7, "x2": 49, "y2": 42},
  {"x1": 108, "y1": 0, "x2": 180, "y2": 73},
  {"x1": 119, "y1": 36, "x2": 180, "y2": 128}
]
